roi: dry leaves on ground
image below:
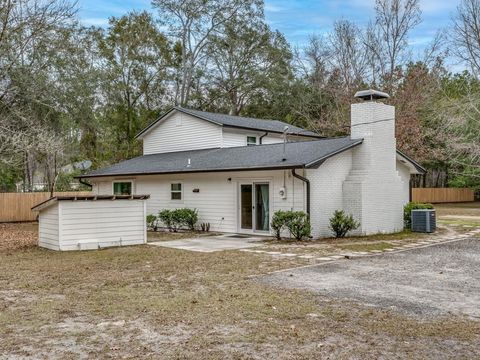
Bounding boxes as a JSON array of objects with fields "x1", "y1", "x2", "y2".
[{"x1": 0, "y1": 223, "x2": 38, "y2": 252}]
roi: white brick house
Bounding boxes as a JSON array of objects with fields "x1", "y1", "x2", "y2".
[{"x1": 80, "y1": 90, "x2": 425, "y2": 238}]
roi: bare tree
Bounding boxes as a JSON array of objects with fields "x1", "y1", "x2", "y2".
[
  {"x1": 328, "y1": 20, "x2": 368, "y2": 92},
  {"x1": 152, "y1": 0, "x2": 263, "y2": 106},
  {"x1": 452, "y1": 0, "x2": 480, "y2": 76},
  {"x1": 0, "y1": 0, "x2": 75, "y2": 190},
  {"x1": 365, "y1": 0, "x2": 422, "y2": 90},
  {"x1": 0, "y1": 0, "x2": 76, "y2": 103}
]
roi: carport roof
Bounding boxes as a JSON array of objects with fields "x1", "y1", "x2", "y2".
[
  {"x1": 80, "y1": 137, "x2": 364, "y2": 178},
  {"x1": 32, "y1": 195, "x2": 150, "y2": 212}
]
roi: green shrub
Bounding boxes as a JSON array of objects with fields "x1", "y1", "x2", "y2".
[
  {"x1": 329, "y1": 210, "x2": 360, "y2": 238},
  {"x1": 271, "y1": 210, "x2": 294, "y2": 239},
  {"x1": 271, "y1": 210, "x2": 311, "y2": 240},
  {"x1": 286, "y1": 211, "x2": 312, "y2": 240},
  {"x1": 404, "y1": 202, "x2": 434, "y2": 228},
  {"x1": 158, "y1": 209, "x2": 177, "y2": 231},
  {"x1": 158, "y1": 208, "x2": 199, "y2": 232},
  {"x1": 173, "y1": 208, "x2": 198, "y2": 231},
  {"x1": 146, "y1": 214, "x2": 158, "y2": 231}
]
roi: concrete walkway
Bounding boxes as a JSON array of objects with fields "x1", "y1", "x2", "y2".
[{"x1": 149, "y1": 234, "x2": 266, "y2": 253}]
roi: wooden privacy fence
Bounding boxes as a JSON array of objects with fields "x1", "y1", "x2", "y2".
[
  {"x1": 412, "y1": 188, "x2": 475, "y2": 203},
  {"x1": 0, "y1": 192, "x2": 92, "y2": 222}
]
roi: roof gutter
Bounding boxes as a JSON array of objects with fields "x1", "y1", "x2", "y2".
[
  {"x1": 76, "y1": 164, "x2": 304, "y2": 179},
  {"x1": 259, "y1": 132, "x2": 268, "y2": 144},
  {"x1": 79, "y1": 178, "x2": 93, "y2": 190},
  {"x1": 291, "y1": 169, "x2": 310, "y2": 216}
]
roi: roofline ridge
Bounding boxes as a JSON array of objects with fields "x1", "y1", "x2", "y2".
[{"x1": 137, "y1": 106, "x2": 322, "y2": 138}]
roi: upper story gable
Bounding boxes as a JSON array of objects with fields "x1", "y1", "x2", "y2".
[
  {"x1": 136, "y1": 107, "x2": 322, "y2": 155},
  {"x1": 139, "y1": 110, "x2": 222, "y2": 155}
]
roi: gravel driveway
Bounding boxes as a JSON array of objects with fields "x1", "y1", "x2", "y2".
[{"x1": 261, "y1": 238, "x2": 480, "y2": 318}]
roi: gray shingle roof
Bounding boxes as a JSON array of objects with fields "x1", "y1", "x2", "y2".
[
  {"x1": 136, "y1": 107, "x2": 321, "y2": 138},
  {"x1": 82, "y1": 137, "x2": 362, "y2": 178}
]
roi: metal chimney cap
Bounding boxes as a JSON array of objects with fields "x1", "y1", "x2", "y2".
[{"x1": 354, "y1": 89, "x2": 390, "y2": 101}]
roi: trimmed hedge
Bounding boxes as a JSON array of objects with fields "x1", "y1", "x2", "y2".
[
  {"x1": 271, "y1": 210, "x2": 311, "y2": 240},
  {"x1": 158, "y1": 208, "x2": 199, "y2": 232}
]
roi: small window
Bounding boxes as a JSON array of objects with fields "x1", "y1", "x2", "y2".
[
  {"x1": 247, "y1": 136, "x2": 257, "y2": 146},
  {"x1": 113, "y1": 181, "x2": 132, "y2": 195},
  {"x1": 171, "y1": 183, "x2": 182, "y2": 200}
]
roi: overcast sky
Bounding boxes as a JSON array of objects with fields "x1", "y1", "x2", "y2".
[{"x1": 78, "y1": 0, "x2": 459, "y2": 52}]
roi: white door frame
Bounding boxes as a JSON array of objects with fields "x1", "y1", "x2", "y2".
[{"x1": 237, "y1": 180, "x2": 271, "y2": 234}]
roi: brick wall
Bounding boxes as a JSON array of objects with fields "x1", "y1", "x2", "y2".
[
  {"x1": 343, "y1": 101, "x2": 406, "y2": 235},
  {"x1": 306, "y1": 150, "x2": 353, "y2": 238}
]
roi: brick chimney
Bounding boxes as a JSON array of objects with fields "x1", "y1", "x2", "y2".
[
  {"x1": 350, "y1": 89, "x2": 396, "y2": 174},
  {"x1": 342, "y1": 89, "x2": 405, "y2": 235}
]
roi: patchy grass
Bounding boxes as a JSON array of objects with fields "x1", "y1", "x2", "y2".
[
  {"x1": 435, "y1": 202, "x2": 480, "y2": 217},
  {"x1": 257, "y1": 229, "x2": 434, "y2": 255},
  {"x1": 265, "y1": 229, "x2": 428, "y2": 246},
  {"x1": 323, "y1": 229, "x2": 430, "y2": 244},
  {"x1": 147, "y1": 230, "x2": 222, "y2": 242},
  {"x1": 438, "y1": 219, "x2": 480, "y2": 228},
  {"x1": 1, "y1": 223, "x2": 479, "y2": 358},
  {"x1": 336, "y1": 241, "x2": 394, "y2": 252}
]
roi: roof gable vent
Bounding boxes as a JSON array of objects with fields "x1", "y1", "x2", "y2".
[{"x1": 354, "y1": 89, "x2": 390, "y2": 101}]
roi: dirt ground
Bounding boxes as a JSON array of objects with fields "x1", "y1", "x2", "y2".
[
  {"x1": 261, "y1": 238, "x2": 480, "y2": 318},
  {"x1": 1, "y1": 203, "x2": 479, "y2": 359}
]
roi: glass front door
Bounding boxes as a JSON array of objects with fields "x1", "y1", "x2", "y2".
[
  {"x1": 240, "y1": 184, "x2": 253, "y2": 230},
  {"x1": 240, "y1": 182, "x2": 270, "y2": 232},
  {"x1": 255, "y1": 183, "x2": 269, "y2": 231}
]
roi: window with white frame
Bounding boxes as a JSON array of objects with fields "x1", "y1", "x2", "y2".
[
  {"x1": 171, "y1": 183, "x2": 182, "y2": 200},
  {"x1": 247, "y1": 136, "x2": 257, "y2": 146},
  {"x1": 113, "y1": 181, "x2": 132, "y2": 195}
]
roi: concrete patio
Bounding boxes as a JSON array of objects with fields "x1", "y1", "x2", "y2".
[{"x1": 149, "y1": 233, "x2": 266, "y2": 252}]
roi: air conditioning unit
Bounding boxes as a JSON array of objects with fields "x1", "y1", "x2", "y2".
[{"x1": 411, "y1": 209, "x2": 436, "y2": 233}]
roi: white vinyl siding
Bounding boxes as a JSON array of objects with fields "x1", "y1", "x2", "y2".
[
  {"x1": 93, "y1": 170, "x2": 306, "y2": 234},
  {"x1": 221, "y1": 129, "x2": 314, "y2": 147},
  {"x1": 260, "y1": 134, "x2": 283, "y2": 144},
  {"x1": 142, "y1": 112, "x2": 222, "y2": 154},
  {"x1": 396, "y1": 161, "x2": 411, "y2": 206},
  {"x1": 38, "y1": 205, "x2": 59, "y2": 250},
  {"x1": 37, "y1": 199, "x2": 147, "y2": 251}
]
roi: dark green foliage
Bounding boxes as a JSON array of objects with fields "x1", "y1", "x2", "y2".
[
  {"x1": 158, "y1": 209, "x2": 176, "y2": 231},
  {"x1": 174, "y1": 208, "x2": 199, "y2": 231},
  {"x1": 404, "y1": 202, "x2": 434, "y2": 228},
  {"x1": 271, "y1": 210, "x2": 311, "y2": 240},
  {"x1": 329, "y1": 210, "x2": 360, "y2": 238},
  {"x1": 158, "y1": 208, "x2": 198, "y2": 232},
  {"x1": 0, "y1": 165, "x2": 21, "y2": 192},
  {"x1": 271, "y1": 210, "x2": 295, "y2": 239},
  {"x1": 146, "y1": 214, "x2": 158, "y2": 231},
  {"x1": 286, "y1": 212, "x2": 312, "y2": 240}
]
